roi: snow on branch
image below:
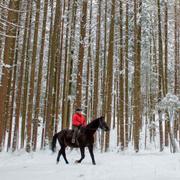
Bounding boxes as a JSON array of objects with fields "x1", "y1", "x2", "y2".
[
  {"x1": 157, "y1": 93, "x2": 180, "y2": 111},
  {"x1": 0, "y1": 32, "x2": 16, "y2": 38},
  {"x1": 0, "y1": 17, "x2": 25, "y2": 29},
  {"x1": 0, "y1": 3, "x2": 28, "y2": 13},
  {"x1": 0, "y1": 62, "x2": 17, "y2": 69}
]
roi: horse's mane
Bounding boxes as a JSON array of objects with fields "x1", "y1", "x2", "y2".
[{"x1": 86, "y1": 116, "x2": 102, "y2": 129}]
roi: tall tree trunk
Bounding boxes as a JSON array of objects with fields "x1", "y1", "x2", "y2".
[
  {"x1": 75, "y1": 0, "x2": 88, "y2": 108},
  {"x1": 124, "y1": 0, "x2": 129, "y2": 148},
  {"x1": 53, "y1": 0, "x2": 62, "y2": 136},
  {"x1": 66, "y1": 0, "x2": 78, "y2": 128},
  {"x1": 11, "y1": 0, "x2": 31, "y2": 151},
  {"x1": 21, "y1": 0, "x2": 33, "y2": 149},
  {"x1": 85, "y1": 0, "x2": 92, "y2": 120},
  {"x1": 41, "y1": 0, "x2": 54, "y2": 149},
  {"x1": 6, "y1": 22, "x2": 20, "y2": 150},
  {"x1": 0, "y1": 0, "x2": 20, "y2": 151},
  {"x1": 54, "y1": 5, "x2": 63, "y2": 134},
  {"x1": 45, "y1": 0, "x2": 61, "y2": 146},
  {"x1": 171, "y1": 0, "x2": 178, "y2": 153},
  {"x1": 26, "y1": 0, "x2": 41, "y2": 152},
  {"x1": 101, "y1": 0, "x2": 108, "y2": 152},
  {"x1": 174, "y1": 0, "x2": 178, "y2": 95},
  {"x1": 6, "y1": 33, "x2": 19, "y2": 151},
  {"x1": 92, "y1": 0, "x2": 101, "y2": 119},
  {"x1": 164, "y1": 0, "x2": 169, "y2": 147},
  {"x1": 104, "y1": 0, "x2": 115, "y2": 152},
  {"x1": 133, "y1": 0, "x2": 142, "y2": 152},
  {"x1": 10, "y1": 27, "x2": 20, "y2": 151},
  {"x1": 62, "y1": 0, "x2": 71, "y2": 129},
  {"x1": 157, "y1": 0, "x2": 164, "y2": 152},
  {"x1": 118, "y1": 0, "x2": 124, "y2": 150},
  {"x1": 32, "y1": 0, "x2": 49, "y2": 151},
  {"x1": 0, "y1": 0, "x2": 6, "y2": 68}
]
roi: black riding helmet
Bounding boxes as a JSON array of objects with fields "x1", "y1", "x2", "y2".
[{"x1": 75, "y1": 108, "x2": 82, "y2": 112}]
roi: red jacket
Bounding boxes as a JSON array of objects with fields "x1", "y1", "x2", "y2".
[{"x1": 72, "y1": 113, "x2": 86, "y2": 127}]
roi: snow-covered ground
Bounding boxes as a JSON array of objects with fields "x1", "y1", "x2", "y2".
[{"x1": 0, "y1": 149, "x2": 180, "y2": 180}]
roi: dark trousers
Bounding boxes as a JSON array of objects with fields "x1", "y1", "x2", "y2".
[{"x1": 72, "y1": 125, "x2": 79, "y2": 143}]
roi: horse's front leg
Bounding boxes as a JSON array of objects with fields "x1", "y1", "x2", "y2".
[
  {"x1": 76, "y1": 147, "x2": 85, "y2": 163},
  {"x1": 88, "y1": 144, "x2": 96, "y2": 165}
]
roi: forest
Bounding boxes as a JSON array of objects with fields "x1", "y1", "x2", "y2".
[{"x1": 0, "y1": 0, "x2": 180, "y2": 154}]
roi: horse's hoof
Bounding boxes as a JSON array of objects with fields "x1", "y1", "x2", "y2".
[
  {"x1": 56, "y1": 161, "x2": 59, "y2": 164},
  {"x1": 75, "y1": 160, "x2": 80, "y2": 163},
  {"x1": 93, "y1": 162, "x2": 96, "y2": 165}
]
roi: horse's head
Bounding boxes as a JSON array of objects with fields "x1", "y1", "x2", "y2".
[{"x1": 99, "y1": 116, "x2": 110, "y2": 131}]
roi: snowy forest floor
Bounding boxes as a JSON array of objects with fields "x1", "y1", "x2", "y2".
[{"x1": 1, "y1": 149, "x2": 180, "y2": 180}]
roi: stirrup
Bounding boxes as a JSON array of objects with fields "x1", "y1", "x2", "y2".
[{"x1": 72, "y1": 138, "x2": 75, "y2": 143}]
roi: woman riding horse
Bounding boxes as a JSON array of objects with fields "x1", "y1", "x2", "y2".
[
  {"x1": 52, "y1": 116, "x2": 109, "y2": 165},
  {"x1": 71, "y1": 108, "x2": 86, "y2": 144}
]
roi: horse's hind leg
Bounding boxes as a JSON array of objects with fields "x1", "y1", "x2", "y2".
[
  {"x1": 62, "y1": 147, "x2": 69, "y2": 164},
  {"x1": 76, "y1": 147, "x2": 85, "y2": 163},
  {"x1": 57, "y1": 149, "x2": 63, "y2": 164},
  {"x1": 57, "y1": 147, "x2": 69, "y2": 164}
]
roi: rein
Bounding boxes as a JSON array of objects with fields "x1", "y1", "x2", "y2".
[{"x1": 84, "y1": 126, "x2": 98, "y2": 131}]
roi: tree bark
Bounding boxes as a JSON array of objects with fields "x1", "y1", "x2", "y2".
[
  {"x1": 118, "y1": 0, "x2": 124, "y2": 150},
  {"x1": 133, "y1": 0, "x2": 142, "y2": 152},
  {"x1": 0, "y1": 0, "x2": 20, "y2": 151},
  {"x1": 125, "y1": 0, "x2": 129, "y2": 148},
  {"x1": 75, "y1": 0, "x2": 88, "y2": 109},
  {"x1": 26, "y1": 0, "x2": 41, "y2": 152},
  {"x1": 157, "y1": 0, "x2": 164, "y2": 152},
  {"x1": 92, "y1": 0, "x2": 101, "y2": 119},
  {"x1": 104, "y1": 0, "x2": 115, "y2": 152},
  {"x1": 32, "y1": 0, "x2": 49, "y2": 151}
]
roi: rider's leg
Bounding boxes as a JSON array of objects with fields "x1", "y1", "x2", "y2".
[{"x1": 72, "y1": 126, "x2": 78, "y2": 143}]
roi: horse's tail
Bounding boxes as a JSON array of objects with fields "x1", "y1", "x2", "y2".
[{"x1": 52, "y1": 133, "x2": 58, "y2": 152}]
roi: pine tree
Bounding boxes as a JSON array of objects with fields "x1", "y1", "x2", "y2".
[
  {"x1": 66, "y1": 0, "x2": 78, "y2": 128},
  {"x1": 11, "y1": 0, "x2": 32, "y2": 151},
  {"x1": 164, "y1": 0, "x2": 169, "y2": 147},
  {"x1": 85, "y1": 0, "x2": 93, "y2": 120},
  {"x1": 75, "y1": 0, "x2": 88, "y2": 109},
  {"x1": 26, "y1": 0, "x2": 41, "y2": 152},
  {"x1": 133, "y1": 0, "x2": 142, "y2": 152},
  {"x1": 124, "y1": 0, "x2": 129, "y2": 148},
  {"x1": 21, "y1": 0, "x2": 33, "y2": 149},
  {"x1": 118, "y1": 0, "x2": 124, "y2": 150},
  {"x1": 104, "y1": 0, "x2": 115, "y2": 152},
  {"x1": 101, "y1": 0, "x2": 108, "y2": 152},
  {"x1": 32, "y1": 0, "x2": 49, "y2": 151},
  {"x1": 157, "y1": 0, "x2": 164, "y2": 152},
  {"x1": 62, "y1": 0, "x2": 71, "y2": 129},
  {"x1": 41, "y1": 0, "x2": 54, "y2": 149},
  {"x1": 45, "y1": 0, "x2": 62, "y2": 145},
  {"x1": 92, "y1": 0, "x2": 101, "y2": 119}
]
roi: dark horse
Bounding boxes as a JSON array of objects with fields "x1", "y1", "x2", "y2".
[{"x1": 52, "y1": 116, "x2": 109, "y2": 165}]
